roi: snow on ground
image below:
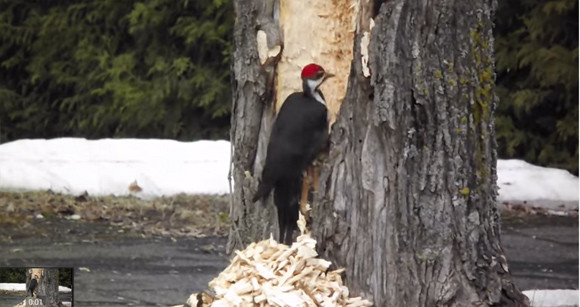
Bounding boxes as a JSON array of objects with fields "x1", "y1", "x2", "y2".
[
  {"x1": 0, "y1": 138, "x2": 578, "y2": 203},
  {"x1": 497, "y1": 159, "x2": 579, "y2": 202},
  {"x1": 523, "y1": 289, "x2": 578, "y2": 307},
  {"x1": 0, "y1": 138, "x2": 231, "y2": 198},
  {"x1": 0, "y1": 283, "x2": 72, "y2": 292}
]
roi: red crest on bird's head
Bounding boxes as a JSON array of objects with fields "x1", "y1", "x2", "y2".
[{"x1": 301, "y1": 63, "x2": 325, "y2": 79}]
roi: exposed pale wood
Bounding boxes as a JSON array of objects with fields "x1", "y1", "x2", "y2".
[
  {"x1": 299, "y1": 162, "x2": 323, "y2": 222},
  {"x1": 299, "y1": 169, "x2": 310, "y2": 219},
  {"x1": 276, "y1": 0, "x2": 358, "y2": 125},
  {"x1": 276, "y1": 0, "x2": 359, "y2": 222}
]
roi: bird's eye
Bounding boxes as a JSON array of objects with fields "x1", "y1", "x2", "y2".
[{"x1": 317, "y1": 71, "x2": 324, "y2": 78}]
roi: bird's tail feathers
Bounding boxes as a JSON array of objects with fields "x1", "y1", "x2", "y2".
[{"x1": 273, "y1": 176, "x2": 302, "y2": 244}]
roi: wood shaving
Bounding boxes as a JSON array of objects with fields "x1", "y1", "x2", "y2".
[{"x1": 188, "y1": 214, "x2": 373, "y2": 306}]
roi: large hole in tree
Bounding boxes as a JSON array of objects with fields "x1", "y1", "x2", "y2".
[{"x1": 276, "y1": 0, "x2": 358, "y2": 125}]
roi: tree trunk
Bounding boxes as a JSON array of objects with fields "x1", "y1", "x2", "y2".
[
  {"x1": 227, "y1": 0, "x2": 282, "y2": 253},
  {"x1": 36, "y1": 268, "x2": 60, "y2": 307},
  {"x1": 312, "y1": 0, "x2": 528, "y2": 306},
  {"x1": 228, "y1": 0, "x2": 529, "y2": 305}
]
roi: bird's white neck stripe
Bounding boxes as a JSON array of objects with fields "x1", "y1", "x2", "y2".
[
  {"x1": 306, "y1": 79, "x2": 326, "y2": 105},
  {"x1": 312, "y1": 90, "x2": 325, "y2": 105}
]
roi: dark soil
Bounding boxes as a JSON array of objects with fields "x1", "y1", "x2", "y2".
[{"x1": 0, "y1": 191, "x2": 230, "y2": 243}]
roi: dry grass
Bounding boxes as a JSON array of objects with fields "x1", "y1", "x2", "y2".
[{"x1": 0, "y1": 191, "x2": 230, "y2": 238}]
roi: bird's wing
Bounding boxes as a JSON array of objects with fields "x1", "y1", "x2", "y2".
[
  {"x1": 275, "y1": 98, "x2": 328, "y2": 167},
  {"x1": 255, "y1": 94, "x2": 328, "y2": 199}
]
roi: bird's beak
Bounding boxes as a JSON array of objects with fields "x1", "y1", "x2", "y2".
[{"x1": 323, "y1": 73, "x2": 335, "y2": 83}]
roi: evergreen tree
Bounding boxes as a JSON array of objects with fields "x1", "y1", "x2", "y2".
[
  {"x1": 0, "y1": 0, "x2": 233, "y2": 142},
  {"x1": 495, "y1": 0, "x2": 578, "y2": 174},
  {"x1": 0, "y1": 268, "x2": 26, "y2": 282}
]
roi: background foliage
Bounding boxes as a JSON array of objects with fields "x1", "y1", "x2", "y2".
[
  {"x1": 0, "y1": 0, "x2": 577, "y2": 174},
  {"x1": 58, "y1": 268, "x2": 73, "y2": 288},
  {"x1": 495, "y1": 0, "x2": 578, "y2": 174},
  {"x1": 0, "y1": 268, "x2": 25, "y2": 283},
  {"x1": 0, "y1": 0, "x2": 232, "y2": 141}
]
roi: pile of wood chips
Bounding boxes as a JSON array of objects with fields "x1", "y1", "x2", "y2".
[{"x1": 185, "y1": 215, "x2": 373, "y2": 307}]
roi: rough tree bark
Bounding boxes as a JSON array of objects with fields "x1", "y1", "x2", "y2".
[
  {"x1": 228, "y1": 0, "x2": 529, "y2": 305},
  {"x1": 312, "y1": 0, "x2": 528, "y2": 306},
  {"x1": 38, "y1": 268, "x2": 60, "y2": 307}
]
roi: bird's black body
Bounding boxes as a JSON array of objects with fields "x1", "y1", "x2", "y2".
[
  {"x1": 28, "y1": 278, "x2": 38, "y2": 297},
  {"x1": 253, "y1": 84, "x2": 329, "y2": 245}
]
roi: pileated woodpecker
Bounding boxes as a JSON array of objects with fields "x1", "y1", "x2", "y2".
[
  {"x1": 28, "y1": 275, "x2": 38, "y2": 297},
  {"x1": 253, "y1": 63, "x2": 332, "y2": 245}
]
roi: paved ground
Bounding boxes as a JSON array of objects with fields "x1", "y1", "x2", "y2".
[
  {"x1": 501, "y1": 214, "x2": 578, "y2": 290},
  {"x1": 0, "y1": 220, "x2": 228, "y2": 306},
  {"x1": 0, "y1": 213, "x2": 577, "y2": 306}
]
